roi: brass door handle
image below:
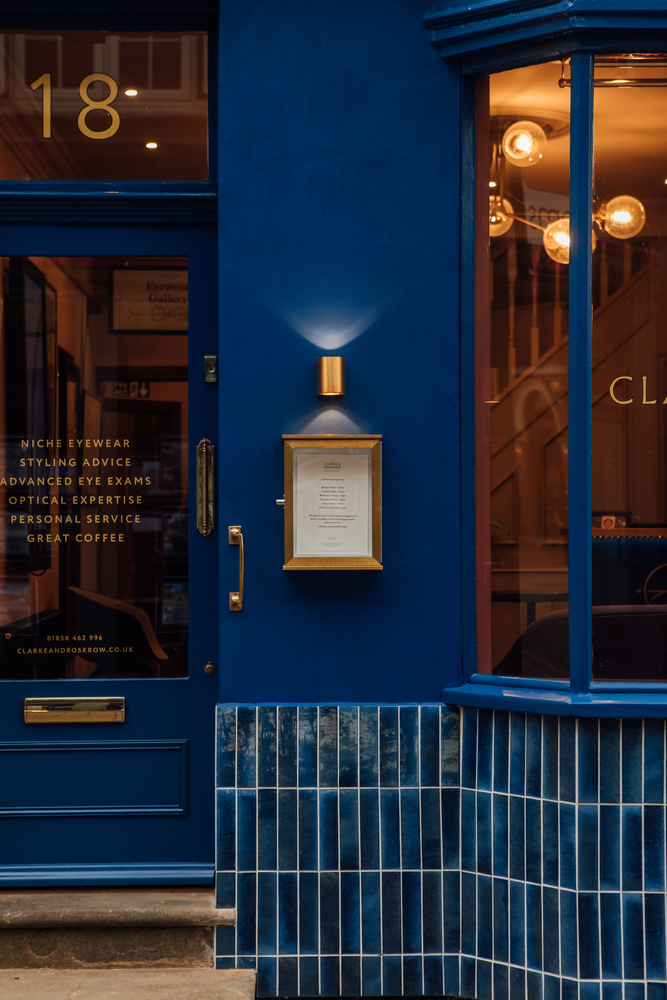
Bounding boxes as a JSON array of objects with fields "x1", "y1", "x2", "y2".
[
  {"x1": 197, "y1": 439, "x2": 215, "y2": 537},
  {"x1": 229, "y1": 526, "x2": 244, "y2": 610}
]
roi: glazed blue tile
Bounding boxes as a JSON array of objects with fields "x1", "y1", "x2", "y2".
[
  {"x1": 237, "y1": 707, "x2": 256, "y2": 788},
  {"x1": 477, "y1": 959, "x2": 492, "y2": 1000},
  {"x1": 278, "y1": 957, "x2": 297, "y2": 997},
  {"x1": 257, "y1": 872, "x2": 277, "y2": 956},
  {"x1": 277, "y1": 789, "x2": 297, "y2": 871},
  {"x1": 380, "y1": 789, "x2": 400, "y2": 869},
  {"x1": 625, "y1": 987, "x2": 645, "y2": 1000},
  {"x1": 359, "y1": 788, "x2": 379, "y2": 869},
  {"x1": 379, "y1": 707, "x2": 399, "y2": 787},
  {"x1": 509, "y1": 794, "x2": 525, "y2": 882},
  {"x1": 404, "y1": 955, "x2": 423, "y2": 997},
  {"x1": 578, "y1": 719, "x2": 599, "y2": 803},
  {"x1": 526, "y1": 714, "x2": 542, "y2": 798},
  {"x1": 494, "y1": 962, "x2": 509, "y2": 1000},
  {"x1": 461, "y1": 955, "x2": 477, "y2": 999},
  {"x1": 644, "y1": 720, "x2": 665, "y2": 803},
  {"x1": 560, "y1": 717, "x2": 576, "y2": 802},
  {"x1": 299, "y1": 872, "x2": 318, "y2": 955},
  {"x1": 603, "y1": 985, "x2": 622, "y2": 1000},
  {"x1": 542, "y1": 714, "x2": 558, "y2": 800},
  {"x1": 383, "y1": 956, "x2": 402, "y2": 996},
  {"x1": 215, "y1": 957, "x2": 235, "y2": 970},
  {"x1": 526, "y1": 882, "x2": 542, "y2": 970},
  {"x1": 359, "y1": 707, "x2": 379, "y2": 787},
  {"x1": 560, "y1": 889, "x2": 578, "y2": 978},
  {"x1": 543, "y1": 886, "x2": 560, "y2": 974},
  {"x1": 510, "y1": 713, "x2": 526, "y2": 795},
  {"x1": 509, "y1": 879, "x2": 525, "y2": 966},
  {"x1": 401, "y1": 872, "x2": 422, "y2": 955},
  {"x1": 622, "y1": 720, "x2": 643, "y2": 803},
  {"x1": 298, "y1": 789, "x2": 318, "y2": 871},
  {"x1": 257, "y1": 789, "x2": 277, "y2": 871},
  {"x1": 577, "y1": 805, "x2": 599, "y2": 891},
  {"x1": 600, "y1": 805, "x2": 620, "y2": 890},
  {"x1": 318, "y1": 707, "x2": 338, "y2": 789},
  {"x1": 339, "y1": 788, "x2": 359, "y2": 870},
  {"x1": 477, "y1": 791, "x2": 492, "y2": 875},
  {"x1": 443, "y1": 870, "x2": 461, "y2": 952},
  {"x1": 338, "y1": 707, "x2": 358, "y2": 788},
  {"x1": 525, "y1": 796, "x2": 542, "y2": 884},
  {"x1": 442, "y1": 706, "x2": 461, "y2": 787},
  {"x1": 215, "y1": 924, "x2": 235, "y2": 956},
  {"x1": 257, "y1": 707, "x2": 277, "y2": 788},
  {"x1": 298, "y1": 706, "x2": 318, "y2": 788},
  {"x1": 319, "y1": 872, "x2": 340, "y2": 955},
  {"x1": 578, "y1": 893, "x2": 600, "y2": 979},
  {"x1": 217, "y1": 706, "x2": 236, "y2": 789},
  {"x1": 399, "y1": 706, "x2": 419, "y2": 786},
  {"x1": 299, "y1": 956, "x2": 319, "y2": 996},
  {"x1": 277, "y1": 872, "x2": 297, "y2": 955},
  {"x1": 493, "y1": 793, "x2": 509, "y2": 877},
  {"x1": 462, "y1": 707, "x2": 478, "y2": 789},
  {"x1": 580, "y1": 984, "x2": 600, "y2": 1000},
  {"x1": 461, "y1": 871, "x2": 477, "y2": 955},
  {"x1": 543, "y1": 799, "x2": 558, "y2": 886},
  {"x1": 257, "y1": 957, "x2": 276, "y2": 999},
  {"x1": 362, "y1": 957, "x2": 381, "y2": 996},
  {"x1": 645, "y1": 892, "x2": 666, "y2": 980},
  {"x1": 477, "y1": 709, "x2": 493, "y2": 791},
  {"x1": 545, "y1": 977, "x2": 560, "y2": 1000},
  {"x1": 424, "y1": 955, "x2": 444, "y2": 997},
  {"x1": 600, "y1": 893, "x2": 622, "y2": 979},
  {"x1": 341, "y1": 956, "x2": 360, "y2": 998},
  {"x1": 477, "y1": 874, "x2": 493, "y2": 959},
  {"x1": 361, "y1": 871, "x2": 381, "y2": 954},
  {"x1": 319, "y1": 789, "x2": 339, "y2": 871},
  {"x1": 494, "y1": 711, "x2": 509, "y2": 793},
  {"x1": 381, "y1": 871, "x2": 402, "y2": 953},
  {"x1": 562, "y1": 979, "x2": 578, "y2": 1000},
  {"x1": 560, "y1": 803, "x2": 576, "y2": 890},
  {"x1": 277, "y1": 707, "x2": 297, "y2": 788},
  {"x1": 216, "y1": 872, "x2": 235, "y2": 910},
  {"x1": 493, "y1": 877, "x2": 509, "y2": 962},
  {"x1": 237, "y1": 872, "x2": 257, "y2": 955},
  {"x1": 421, "y1": 787, "x2": 441, "y2": 869},
  {"x1": 423, "y1": 870, "x2": 443, "y2": 953},
  {"x1": 442, "y1": 787, "x2": 460, "y2": 869},
  {"x1": 217, "y1": 789, "x2": 236, "y2": 871},
  {"x1": 623, "y1": 893, "x2": 645, "y2": 979},
  {"x1": 648, "y1": 986, "x2": 667, "y2": 1000},
  {"x1": 444, "y1": 955, "x2": 460, "y2": 997},
  {"x1": 644, "y1": 806, "x2": 665, "y2": 891},
  {"x1": 320, "y1": 956, "x2": 339, "y2": 996},
  {"x1": 510, "y1": 966, "x2": 526, "y2": 1000},
  {"x1": 400, "y1": 788, "x2": 420, "y2": 869},
  {"x1": 527, "y1": 970, "x2": 543, "y2": 1000},
  {"x1": 461, "y1": 789, "x2": 477, "y2": 872},
  {"x1": 622, "y1": 806, "x2": 643, "y2": 890},
  {"x1": 237, "y1": 790, "x2": 257, "y2": 872},
  {"x1": 340, "y1": 871, "x2": 360, "y2": 954},
  {"x1": 600, "y1": 719, "x2": 620, "y2": 803},
  {"x1": 421, "y1": 705, "x2": 441, "y2": 787}
]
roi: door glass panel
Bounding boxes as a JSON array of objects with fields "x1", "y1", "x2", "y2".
[
  {"x1": 0, "y1": 255, "x2": 188, "y2": 678},
  {"x1": 0, "y1": 32, "x2": 207, "y2": 180}
]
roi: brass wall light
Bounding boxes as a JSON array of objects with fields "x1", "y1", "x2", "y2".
[{"x1": 316, "y1": 356, "x2": 345, "y2": 396}]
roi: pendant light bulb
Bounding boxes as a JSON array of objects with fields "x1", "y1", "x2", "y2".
[
  {"x1": 501, "y1": 120, "x2": 547, "y2": 167},
  {"x1": 489, "y1": 195, "x2": 514, "y2": 237},
  {"x1": 602, "y1": 195, "x2": 646, "y2": 239},
  {"x1": 543, "y1": 217, "x2": 597, "y2": 264}
]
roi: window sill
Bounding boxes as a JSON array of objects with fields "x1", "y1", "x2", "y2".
[{"x1": 443, "y1": 675, "x2": 667, "y2": 716}]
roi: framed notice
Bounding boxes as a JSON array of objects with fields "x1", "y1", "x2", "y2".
[
  {"x1": 110, "y1": 268, "x2": 188, "y2": 334},
  {"x1": 283, "y1": 435, "x2": 382, "y2": 570}
]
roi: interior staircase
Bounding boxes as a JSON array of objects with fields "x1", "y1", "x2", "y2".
[{"x1": 0, "y1": 887, "x2": 255, "y2": 1000}]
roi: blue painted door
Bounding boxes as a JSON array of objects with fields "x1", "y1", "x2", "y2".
[{"x1": 0, "y1": 224, "x2": 218, "y2": 884}]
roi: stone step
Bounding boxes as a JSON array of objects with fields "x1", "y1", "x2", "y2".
[
  {"x1": 1, "y1": 968, "x2": 256, "y2": 1000},
  {"x1": 0, "y1": 888, "x2": 234, "y2": 927}
]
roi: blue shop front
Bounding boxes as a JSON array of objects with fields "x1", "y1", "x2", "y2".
[{"x1": 1, "y1": 0, "x2": 667, "y2": 997}]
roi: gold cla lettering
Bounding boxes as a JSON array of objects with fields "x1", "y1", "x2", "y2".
[{"x1": 609, "y1": 376, "x2": 633, "y2": 404}]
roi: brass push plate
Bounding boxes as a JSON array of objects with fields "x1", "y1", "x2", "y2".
[{"x1": 24, "y1": 697, "x2": 125, "y2": 724}]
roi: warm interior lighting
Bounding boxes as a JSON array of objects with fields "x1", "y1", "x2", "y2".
[
  {"x1": 602, "y1": 195, "x2": 646, "y2": 239},
  {"x1": 145, "y1": 142, "x2": 158, "y2": 149},
  {"x1": 501, "y1": 120, "x2": 547, "y2": 167},
  {"x1": 125, "y1": 89, "x2": 138, "y2": 96}
]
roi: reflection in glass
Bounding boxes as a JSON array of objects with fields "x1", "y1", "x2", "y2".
[
  {"x1": 476, "y1": 62, "x2": 570, "y2": 677},
  {"x1": 0, "y1": 256, "x2": 188, "y2": 678}
]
